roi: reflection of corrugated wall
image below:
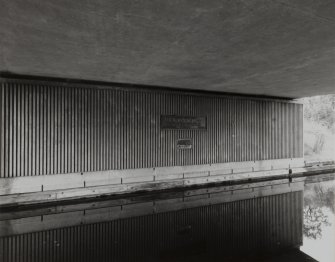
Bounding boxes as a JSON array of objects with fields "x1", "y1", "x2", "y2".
[
  {"x1": 0, "y1": 78, "x2": 303, "y2": 178},
  {"x1": 0, "y1": 191, "x2": 303, "y2": 261}
]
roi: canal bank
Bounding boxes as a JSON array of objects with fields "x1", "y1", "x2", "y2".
[{"x1": 0, "y1": 160, "x2": 334, "y2": 208}]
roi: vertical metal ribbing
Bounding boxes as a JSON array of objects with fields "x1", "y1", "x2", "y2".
[
  {"x1": 122, "y1": 90, "x2": 126, "y2": 170},
  {"x1": 76, "y1": 87, "x2": 80, "y2": 173},
  {"x1": 274, "y1": 101, "x2": 278, "y2": 159},
  {"x1": 294, "y1": 104, "x2": 303, "y2": 157},
  {"x1": 33, "y1": 84, "x2": 38, "y2": 176},
  {"x1": 247, "y1": 99, "x2": 251, "y2": 161},
  {"x1": 292, "y1": 104, "x2": 296, "y2": 158},
  {"x1": 251, "y1": 100, "x2": 254, "y2": 161},
  {"x1": 252, "y1": 100, "x2": 256, "y2": 161},
  {"x1": 290, "y1": 103, "x2": 294, "y2": 159},
  {"x1": 278, "y1": 101, "x2": 281, "y2": 159},
  {"x1": 53, "y1": 88, "x2": 59, "y2": 174},
  {"x1": 267, "y1": 101, "x2": 271, "y2": 160},
  {"x1": 78, "y1": 87, "x2": 82, "y2": 173},
  {"x1": 47, "y1": 85, "x2": 52, "y2": 175},
  {"x1": 258, "y1": 101, "x2": 262, "y2": 161},
  {"x1": 108, "y1": 89, "x2": 112, "y2": 171},
  {"x1": 101, "y1": 89, "x2": 105, "y2": 170},
  {"x1": 8, "y1": 84, "x2": 13, "y2": 177},
  {"x1": 40, "y1": 86, "x2": 45, "y2": 175},
  {"x1": 273, "y1": 101, "x2": 277, "y2": 159},
  {"x1": 147, "y1": 92, "x2": 152, "y2": 168},
  {"x1": 142, "y1": 91, "x2": 146, "y2": 168},
  {"x1": 3, "y1": 83, "x2": 7, "y2": 177},
  {"x1": 103, "y1": 89, "x2": 107, "y2": 171},
  {"x1": 125, "y1": 89, "x2": 129, "y2": 169},
  {"x1": 283, "y1": 102, "x2": 286, "y2": 159},
  {"x1": 223, "y1": 98, "x2": 231, "y2": 162},
  {"x1": 91, "y1": 88, "x2": 96, "y2": 172},
  {"x1": 13, "y1": 84, "x2": 18, "y2": 177},
  {"x1": 5, "y1": 83, "x2": 8, "y2": 177},
  {"x1": 113, "y1": 89, "x2": 117, "y2": 170},
  {"x1": 270, "y1": 101, "x2": 274, "y2": 160},
  {"x1": 0, "y1": 79, "x2": 303, "y2": 177},
  {"x1": 0, "y1": 83, "x2": 3, "y2": 177},
  {"x1": 94, "y1": 89, "x2": 99, "y2": 172},
  {"x1": 246, "y1": 99, "x2": 250, "y2": 161},
  {"x1": 299, "y1": 103, "x2": 304, "y2": 157},
  {"x1": 297, "y1": 104, "x2": 302, "y2": 158},
  {"x1": 283, "y1": 102, "x2": 287, "y2": 159},
  {"x1": 50, "y1": 87, "x2": 54, "y2": 175},
  {"x1": 71, "y1": 87, "x2": 76, "y2": 174},
  {"x1": 37, "y1": 85, "x2": 41, "y2": 176},
  {"x1": 107, "y1": 90, "x2": 110, "y2": 171},
  {"x1": 91, "y1": 88, "x2": 95, "y2": 171},
  {"x1": 161, "y1": 92, "x2": 165, "y2": 167},
  {"x1": 260, "y1": 100, "x2": 264, "y2": 160},
  {"x1": 100, "y1": 89, "x2": 104, "y2": 171},
  {"x1": 88, "y1": 88, "x2": 93, "y2": 172},
  {"x1": 83, "y1": 88, "x2": 87, "y2": 172},
  {"x1": 265, "y1": 100, "x2": 270, "y2": 160},
  {"x1": 129, "y1": 90, "x2": 134, "y2": 169},
  {"x1": 62, "y1": 86, "x2": 66, "y2": 175},
  {"x1": 280, "y1": 102, "x2": 284, "y2": 159},
  {"x1": 254, "y1": 101, "x2": 258, "y2": 161},
  {"x1": 242, "y1": 99, "x2": 246, "y2": 161},
  {"x1": 102, "y1": 89, "x2": 106, "y2": 171},
  {"x1": 227, "y1": 98, "x2": 231, "y2": 163},
  {"x1": 63, "y1": 85, "x2": 67, "y2": 174},
  {"x1": 235, "y1": 99, "x2": 240, "y2": 162},
  {"x1": 264, "y1": 100, "x2": 269, "y2": 160},
  {"x1": 54, "y1": 86, "x2": 59, "y2": 175},
  {"x1": 136, "y1": 91, "x2": 141, "y2": 170}
]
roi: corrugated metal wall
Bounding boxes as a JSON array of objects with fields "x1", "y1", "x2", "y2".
[
  {"x1": 0, "y1": 79, "x2": 303, "y2": 177},
  {"x1": 0, "y1": 191, "x2": 303, "y2": 262}
]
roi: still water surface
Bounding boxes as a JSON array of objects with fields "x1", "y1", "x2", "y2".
[
  {"x1": 301, "y1": 175, "x2": 335, "y2": 262},
  {"x1": 0, "y1": 175, "x2": 334, "y2": 261}
]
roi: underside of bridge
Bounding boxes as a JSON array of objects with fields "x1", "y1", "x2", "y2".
[
  {"x1": 0, "y1": 0, "x2": 335, "y2": 98},
  {"x1": 0, "y1": 1, "x2": 334, "y2": 206}
]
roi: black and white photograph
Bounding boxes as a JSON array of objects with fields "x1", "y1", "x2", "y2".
[{"x1": 0, "y1": 1, "x2": 334, "y2": 261}]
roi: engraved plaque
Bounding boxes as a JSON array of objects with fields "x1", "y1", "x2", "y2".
[
  {"x1": 161, "y1": 115, "x2": 206, "y2": 130},
  {"x1": 176, "y1": 139, "x2": 192, "y2": 149}
]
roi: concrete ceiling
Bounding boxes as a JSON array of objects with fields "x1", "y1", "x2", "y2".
[{"x1": 0, "y1": 0, "x2": 335, "y2": 98}]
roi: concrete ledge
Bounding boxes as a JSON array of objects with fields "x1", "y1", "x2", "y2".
[
  {"x1": 0, "y1": 158, "x2": 306, "y2": 207},
  {"x1": 0, "y1": 158, "x2": 303, "y2": 195},
  {"x1": 291, "y1": 165, "x2": 335, "y2": 176}
]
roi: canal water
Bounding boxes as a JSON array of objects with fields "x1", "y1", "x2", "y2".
[
  {"x1": 300, "y1": 174, "x2": 335, "y2": 262},
  {"x1": 0, "y1": 174, "x2": 334, "y2": 261}
]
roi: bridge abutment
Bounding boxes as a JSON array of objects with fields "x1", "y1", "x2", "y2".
[{"x1": 0, "y1": 76, "x2": 305, "y2": 206}]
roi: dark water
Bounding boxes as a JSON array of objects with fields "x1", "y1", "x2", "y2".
[{"x1": 1, "y1": 175, "x2": 334, "y2": 262}]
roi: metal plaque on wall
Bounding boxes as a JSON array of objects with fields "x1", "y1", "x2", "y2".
[
  {"x1": 161, "y1": 115, "x2": 207, "y2": 130},
  {"x1": 176, "y1": 139, "x2": 192, "y2": 149}
]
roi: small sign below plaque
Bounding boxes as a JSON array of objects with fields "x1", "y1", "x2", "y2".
[
  {"x1": 161, "y1": 115, "x2": 206, "y2": 130},
  {"x1": 177, "y1": 139, "x2": 192, "y2": 149}
]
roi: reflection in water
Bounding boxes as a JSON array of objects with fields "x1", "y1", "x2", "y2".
[
  {"x1": 0, "y1": 179, "x2": 316, "y2": 261},
  {"x1": 301, "y1": 174, "x2": 335, "y2": 262},
  {"x1": 303, "y1": 206, "x2": 330, "y2": 239}
]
